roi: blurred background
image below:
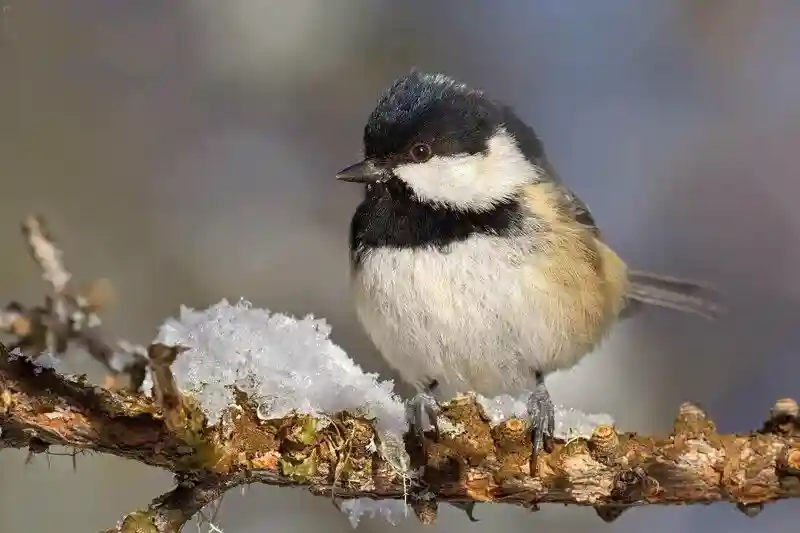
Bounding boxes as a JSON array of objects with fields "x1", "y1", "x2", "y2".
[{"x1": 0, "y1": 0, "x2": 798, "y2": 531}]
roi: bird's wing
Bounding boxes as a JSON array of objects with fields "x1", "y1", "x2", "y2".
[
  {"x1": 533, "y1": 154, "x2": 600, "y2": 236},
  {"x1": 531, "y1": 156, "x2": 721, "y2": 319}
]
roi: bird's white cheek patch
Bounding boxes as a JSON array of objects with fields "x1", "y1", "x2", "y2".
[{"x1": 393, "y1": 129, "x2": 540, "y2": 211}]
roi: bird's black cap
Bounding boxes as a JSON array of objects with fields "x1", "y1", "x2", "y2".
[{"x1": 363, "y1": 70, "x2": 502, "y2": 160}]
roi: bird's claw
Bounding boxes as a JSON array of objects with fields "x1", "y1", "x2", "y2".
[
  {"x1": 527, "y1": 375, "x2": 555, "y2": 472},
  {"x1": 406, "y1": 390, "x2": 441, "y2": 447}
]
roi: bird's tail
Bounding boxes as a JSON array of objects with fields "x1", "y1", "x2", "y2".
[{"x1": 625, "y1": 270, "x2": 721, "y2": 320}]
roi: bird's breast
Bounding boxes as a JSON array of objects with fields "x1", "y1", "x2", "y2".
[{"x1": 351, "y1": 232, "x2": 619, "y2": 398}]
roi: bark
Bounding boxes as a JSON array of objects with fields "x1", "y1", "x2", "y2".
[{"x1": 2, "y1": 342, "x2": 799, "y2": 531}]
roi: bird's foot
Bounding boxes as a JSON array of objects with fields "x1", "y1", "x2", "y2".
[
  {"x1": 527, "y1": 372, "x2": 555, "y2": 473},
  {"x1": 405, "y1": 382, "x2": 441, "y2": 450}
]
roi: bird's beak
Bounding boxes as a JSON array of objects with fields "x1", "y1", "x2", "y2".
[{"x1": 336, "y1": 159, "x2": 386, "y2": 184}]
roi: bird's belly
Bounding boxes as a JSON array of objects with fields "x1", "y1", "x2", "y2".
[{"x1": 352, "y1": 237, "x2": 608, "y2": 398}]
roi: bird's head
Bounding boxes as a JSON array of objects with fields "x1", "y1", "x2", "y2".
[{"x1": 337, "y1": 70, "x2": 547, "y2": 212}]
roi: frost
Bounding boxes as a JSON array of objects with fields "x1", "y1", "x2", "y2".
[
  {"x1": 339, "y1": 498, "x2": 409, "y2": 528},
  {"x1": 556, "y1": 407, "x2": 615, "y2": 439},
  {"x1": 437, "y1": 416, "x2": 465, "y2": 437},
  {"x1": 8, "y1": 347, "x2": 60, "y2": 375},
  {"x1": 475, "y1": 393, "x2": 528, "y2": 425},
  {"x1": 140, "y1": 365, "x2": 154, "y2": 397},
  {"x1": 153, "y1": 299, "x2": 408, "y2": 440},
  {"x1": 475, "y1": 393, "x2": 615, "y2": 439}
]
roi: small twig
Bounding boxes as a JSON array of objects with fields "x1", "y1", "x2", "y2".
[
  {"x1": 2, "y1": 215, "x2": 148, "y2": 390},
  {"x1": 22, "y1": 215, "x2": 71, "y2": 294},
  {"x1": 106, "y1": 474, "x2": 241, "y2": 533},
  {"x1": 148, "y1": 343, "x2": 190, "y2": 436}
]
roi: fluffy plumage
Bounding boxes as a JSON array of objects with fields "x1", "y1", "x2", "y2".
[
  {"x1": 343, "y1": 69, "x2": 717, "y2": 399},
  {"x1": 352, "y1": 180, "x2": 629, "y2": 398}
]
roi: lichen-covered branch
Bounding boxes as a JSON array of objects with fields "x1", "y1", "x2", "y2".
[{"x1": 2, "y1": 341, "x2": 800, "y2": 531}]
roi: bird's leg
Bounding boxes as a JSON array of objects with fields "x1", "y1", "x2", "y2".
[
  {"x1": 527, "y1": 371, "x2": 555, "y2": 473},
  {"x1": 406, "y1": 379, "x2": 441, "y2": 445}
]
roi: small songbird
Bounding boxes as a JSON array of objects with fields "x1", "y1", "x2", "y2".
[{"x1": 337, "y1": 70, "x2": 718, "y2": 467}]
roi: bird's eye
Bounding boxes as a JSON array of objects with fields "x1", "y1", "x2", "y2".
[{"x1": 409, "y1": 143, "x2": 433, "y2": 163}]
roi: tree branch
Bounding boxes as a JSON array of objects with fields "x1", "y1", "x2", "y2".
[
  {"x1": 2, "y1": 340, "x2": 800, "y2": 530},
  {"x1": 1, "y1": 215, "x2": 799, "y2": 530}
]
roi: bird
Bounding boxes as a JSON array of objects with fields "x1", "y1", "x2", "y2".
[{"x1": 336, "y1": 69, "x2": 719, "y2": 474}]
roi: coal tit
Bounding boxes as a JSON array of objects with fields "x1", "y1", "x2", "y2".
[{"x1": 337, "y1": 70, "x2": 718, "y2": 471}]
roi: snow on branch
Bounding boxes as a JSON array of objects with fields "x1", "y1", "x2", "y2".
[{"x1": 1, "y1": 216, "x2": 800, "y2": 533}]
